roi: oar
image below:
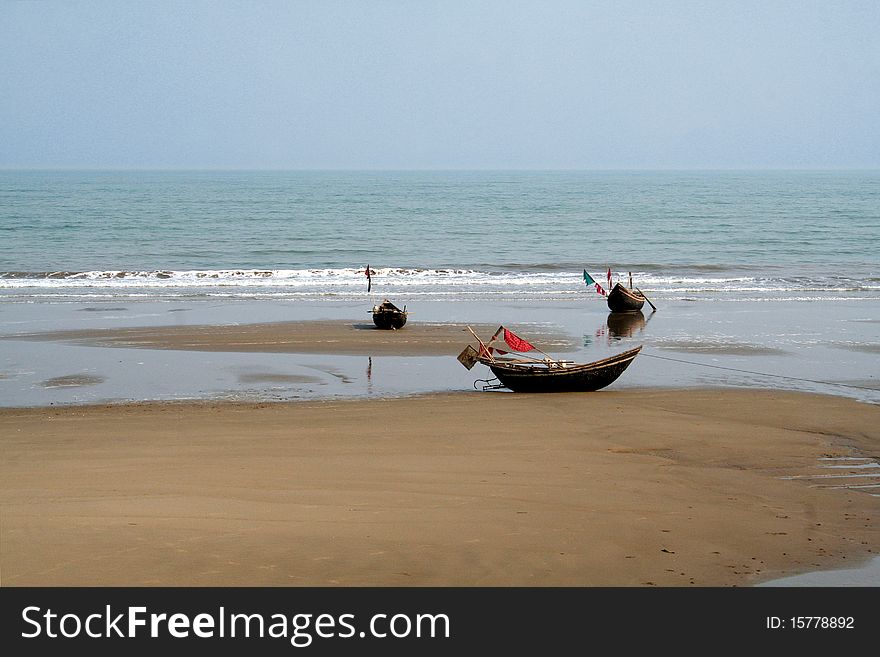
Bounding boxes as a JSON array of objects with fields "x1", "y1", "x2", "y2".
[{"x1": 635, "y1": 288, "x2": 657, "y2": 312}]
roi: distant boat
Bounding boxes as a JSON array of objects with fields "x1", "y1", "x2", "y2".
[
  {"x1": 608, "y1": 269, "x2": 657, "y2": 313},
  {"x1": 458, "y1": 325, "x2": 641, "y2": 392},
  {"x1": 371, "y1": 299, "x2": 408, "y2": 329},
  {"x1": 607, "y1": 280, "x2": 647, "y2": 313},
  {"x1": 586, "y1": 268, "x2": 654, "y2": 313}
]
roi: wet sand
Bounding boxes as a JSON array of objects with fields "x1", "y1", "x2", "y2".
[
  {"x1": 6, "y1": 320, "x2": 576, "y2": 356},
  {"x1": 39, "y1": 374, "x2": 106, "y2": 388},
  {"x1": 1, "y1": 389, "x2": 877, "y2": 586},
  {"x1": 653, "y1": 339, "x2": 787, "y2": 356}
]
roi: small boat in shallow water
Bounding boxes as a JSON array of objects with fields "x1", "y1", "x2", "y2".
[
  {"x1": 585, "y1": 268, "x2": 655, "y2": 313},
  {"x1": 458, "y1": 325, "x2": 641, "y2": 392},
  {"x1": 607, "y1": 283, "x2": 646, "y2": 313},
  {"x1": 371, "y1": 299, "x2": 408, "y2": 329}
]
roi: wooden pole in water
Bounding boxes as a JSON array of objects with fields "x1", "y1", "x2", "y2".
[{"x1": 635, "y1": 287, "x2": 657, "y2": 312}]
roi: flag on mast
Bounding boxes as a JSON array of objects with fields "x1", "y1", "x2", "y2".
[
  {"x1": 583, "y1": 270, "x2": 607, "y2": 296},
  {"x1": 502, "y1": 328, "x2": 535, "y2": 352}
]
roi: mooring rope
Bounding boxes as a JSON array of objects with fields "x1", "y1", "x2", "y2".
[{"x1": 641, "y1": 352, "x2": 879, "y2": 393}]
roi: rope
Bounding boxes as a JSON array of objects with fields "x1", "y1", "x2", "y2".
[{"x1": 641, "y1": 352, "x2": 879, "y2": 393}]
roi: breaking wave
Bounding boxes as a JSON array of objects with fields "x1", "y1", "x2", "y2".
[{"x1": 1, "y1": 267, "x2": 877, "y2": 302}]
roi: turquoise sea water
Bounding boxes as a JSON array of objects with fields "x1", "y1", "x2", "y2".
[{"x1": 1, "y1": 170, "x2": 878, "y2": 302}]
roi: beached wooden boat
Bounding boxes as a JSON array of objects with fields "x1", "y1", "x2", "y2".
[
  {"x1": 607, "y1": 283, "x2": 646, "y2": 313},
  {"x1": 482, "y1": 347, "x2": 642, "y2": 392},
  {"x1": 458, "y1": 325, "x2": 641, "y2": 392},
  {"x1": 371, "y1": 299, "x2": 408, "y2": 329}
]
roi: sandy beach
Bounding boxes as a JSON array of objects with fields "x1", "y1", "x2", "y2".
[
  {"x1": 2, "y1": 386, "x2": 877, "y2": 587},
  {"x1": 2, "y1": 306, "x2": 878, "y2": 587},
  {"x1": 6, "y1": 320, "x2": 547, "y2": 356}
]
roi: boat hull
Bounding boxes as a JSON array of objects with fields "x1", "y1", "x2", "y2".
[
  {"x1": 373, "y1": 311, "x2": 407, "y2": 329},
  {"x1": 485, "y1": 346, "x2": 641, "y2": 392},
  {"x1": 372, "y1": 300, "x2": 408, "y2": 329},
  {"x1": 607, "y1": 283, "x2": 645, "y2": 313}
]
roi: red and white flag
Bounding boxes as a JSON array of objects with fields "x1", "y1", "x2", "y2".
[{"x1": 583, "y1": 270, "x2": 607, "y2": 296}]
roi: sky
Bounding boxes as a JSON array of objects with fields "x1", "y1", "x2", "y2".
[{"x1": 1, "y1": 0, "x2": 878, "y2": 169}]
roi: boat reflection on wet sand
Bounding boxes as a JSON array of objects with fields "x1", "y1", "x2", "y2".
[{"x1": 607, "y1": 310, "x2": 646, "y2": 339}]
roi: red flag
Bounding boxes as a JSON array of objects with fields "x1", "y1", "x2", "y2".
[{"x1": 503, "y1": 328, "x2": 535, "y2": 352}]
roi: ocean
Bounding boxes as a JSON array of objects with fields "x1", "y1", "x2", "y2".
[{"x1": 1, "y1": 169, "x2": 878, "y2": 303}]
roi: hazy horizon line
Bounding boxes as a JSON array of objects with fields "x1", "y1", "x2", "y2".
[{"x1": 2, "y1": 166, "x2": 878, "y2": 173}]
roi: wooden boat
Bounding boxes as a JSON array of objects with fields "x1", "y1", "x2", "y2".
[
  {"x1": 371, "y1": 299, "x2": 407, "y2": 329},
  {"x1": 458, "y1": 325, "x2": 641, "y2": 392},
  {"x1": 482, "y1": 347, "x2": 641, "y2": 392},
  {"x1": 607, "y1": 283, "x2": 646, "y2": 313}
]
